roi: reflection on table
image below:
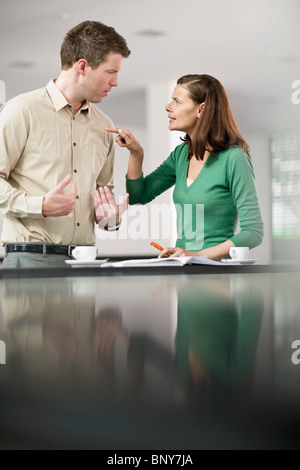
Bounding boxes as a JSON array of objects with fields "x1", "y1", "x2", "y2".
[{"x1": 0, "y1": 270, "x2": 300, "y2": 449}]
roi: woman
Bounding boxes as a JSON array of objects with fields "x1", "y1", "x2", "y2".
[{"x1": 106, "y1": 74, "x2": 264, "y2": 260}]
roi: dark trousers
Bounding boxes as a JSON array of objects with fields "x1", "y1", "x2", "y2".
[{"x1": 2, "y1": 252, "x2": 69, "y2": 268}]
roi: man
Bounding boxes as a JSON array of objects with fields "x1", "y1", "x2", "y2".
[{"x1": 0, "y1": 20, "x2": 130, "y2": 268}]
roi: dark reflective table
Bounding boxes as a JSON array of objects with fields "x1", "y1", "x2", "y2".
[{"x1": 0, "y1": 264, "x2": 300, "y2": 449}]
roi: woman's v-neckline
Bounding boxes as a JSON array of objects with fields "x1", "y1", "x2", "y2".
[{"x1": 185, "y1": 154, "x2": 210, "y2": 190}]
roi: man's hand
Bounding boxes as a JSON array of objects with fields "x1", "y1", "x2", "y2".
[
  {"x1": 42, "y1": 175, "x2": 77, "y2": 217},
  {"x1": 94, "y1": 186, "x2": 129, "y2": 227}
]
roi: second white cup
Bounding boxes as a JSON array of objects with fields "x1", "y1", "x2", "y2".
[
  {"x1": 72, "y1": 246, "x2": 98, "y2": 261},
  {"x1": 229, "y1": 246, "x2": 249, "y2": 260}
]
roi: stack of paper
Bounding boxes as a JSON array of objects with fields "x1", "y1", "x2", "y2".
[{"x1": 100, "y1": 256, "x2": 223, "y2": 268}]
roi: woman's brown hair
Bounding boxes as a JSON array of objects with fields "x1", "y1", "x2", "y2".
[{"x1": 177, "y1": 74, "x2": 251, "y2": 160}]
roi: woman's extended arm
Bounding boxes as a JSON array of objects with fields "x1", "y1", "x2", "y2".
[
  {"x1": 106, "y1": 127, "x2": 178, "y2": 205},
  {"x1": 105, "y1": 128, "x2": 144, "y2": 179}
]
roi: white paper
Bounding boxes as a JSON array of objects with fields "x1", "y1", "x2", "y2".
[{"x1": 100, "y1": 256, "x2": 223, "y2": 268}]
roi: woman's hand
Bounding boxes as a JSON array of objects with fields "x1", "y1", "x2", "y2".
[
  {"x1": 158, "y1": 239, "x2": 235, "y2": 260},
  {"x1": 105, "y1": 128, "x2": 144, "y2": 159},
  {"x1": 106, "y1": 128, "x2": 144, "y2": 180},
  {"x1": 158, "y1": 247, "x2": 196, "y2": 258}
]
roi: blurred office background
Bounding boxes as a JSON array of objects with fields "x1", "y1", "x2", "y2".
[{"x1": 0, "y1": 0, "x2": 300, "y2": 264}]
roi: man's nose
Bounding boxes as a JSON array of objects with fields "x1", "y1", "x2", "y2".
[{"x1": 111, "y1": 77, "x2": 119, "y2": 87}]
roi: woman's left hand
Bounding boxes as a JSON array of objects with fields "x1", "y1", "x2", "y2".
[
  {"x1": 158, "y1": 247, "x2": 196, "y2": 258},
  {"x1": 159, "y1": 240, "x2": 235, "y2": 260}
]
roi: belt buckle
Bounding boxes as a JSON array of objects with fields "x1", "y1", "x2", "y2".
[{"x1": 68, "y1": 245, "x2": 76, "y2": 257}]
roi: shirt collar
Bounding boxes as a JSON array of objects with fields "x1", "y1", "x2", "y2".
[{"x1": 46, "y1": 79, "x2": 90, "y2": 113}]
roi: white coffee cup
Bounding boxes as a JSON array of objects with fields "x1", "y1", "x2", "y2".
[
  {"x1": 72, "y1": 246, "x2": 98, "y2": 261},
  {"x1": 229, "y1": 246, "x2": 250, "y2": 260}
]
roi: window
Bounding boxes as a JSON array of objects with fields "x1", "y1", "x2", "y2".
[{"x1": 271, "y1": 132, "x2": 300, "y2": 261}]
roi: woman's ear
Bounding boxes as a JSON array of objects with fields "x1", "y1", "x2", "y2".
[{"x1": 197, "y1": 102, "x2": 205, "y2": 117}]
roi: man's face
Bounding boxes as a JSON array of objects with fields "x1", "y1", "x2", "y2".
[{"x1": 81, "y1": 52, "x2": 123, "y2": 103}]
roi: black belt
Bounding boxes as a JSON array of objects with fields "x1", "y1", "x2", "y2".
[{"x1": 5, "y1": 243, "x2": 76, "y2": 256}]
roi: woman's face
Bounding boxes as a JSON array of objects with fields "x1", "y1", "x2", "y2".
[{"x1": 165, "y1": 85, "x2": 202, "y2": 137}]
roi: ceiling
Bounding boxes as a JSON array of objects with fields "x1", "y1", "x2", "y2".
[{"x1": 1, "y1": 0, "x2": 300, "y2": 133}]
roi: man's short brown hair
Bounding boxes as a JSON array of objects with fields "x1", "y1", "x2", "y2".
[{"x1": 60, "y1": 20, "x2": 131, "y2": 69}]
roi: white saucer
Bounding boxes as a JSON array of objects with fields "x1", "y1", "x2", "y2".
[
  {"x1": 65, "y1": 259, "x2": 108, "y2": 267},
  {"x1": 221, "y1": 258, "x2": 258, "y2": 265}
]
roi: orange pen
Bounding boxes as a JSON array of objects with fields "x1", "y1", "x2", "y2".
[{"x1": 150, "y1": 242, "x2": 171, "y2": 257}]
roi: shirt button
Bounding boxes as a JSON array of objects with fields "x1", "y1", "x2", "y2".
[
  {"x1": 76, "y1": 195, "x2": 79, "y2": 199},
  {"x1": 73, "y1": 142, "x2": 76, "y2": 146},
  {"x1": 74, "y1": 169, "x2": 77, "y2": 173},
  {"x1": 77, "y1": 223, "x2": 80, "y2": 227}
]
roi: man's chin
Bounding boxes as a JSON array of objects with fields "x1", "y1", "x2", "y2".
[{"x1": 95, "y1": 95, "x2": 110, "y2": 104}]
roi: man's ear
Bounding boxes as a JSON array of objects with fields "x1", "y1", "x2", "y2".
[
  {"x1": 76, "y1": 59, "x2": 89, "y2": 74},
  {"x1": 197, "y1": 102, "x2": 205, "y2": 117}
]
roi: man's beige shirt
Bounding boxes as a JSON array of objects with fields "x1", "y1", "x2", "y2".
[{"x1": 0, "y1": 79, "x2": 115, "y2": 246}]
